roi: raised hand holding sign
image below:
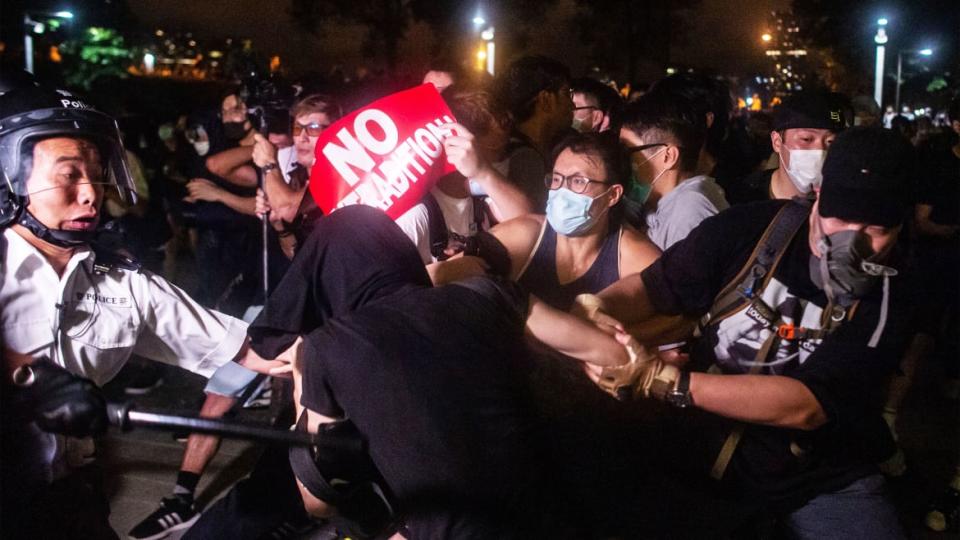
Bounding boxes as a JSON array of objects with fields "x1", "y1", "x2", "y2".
[{"x1": 309, "y1": 84, "x2": 459, "y2": 219}]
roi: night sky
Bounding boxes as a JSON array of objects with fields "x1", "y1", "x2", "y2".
[{"x1": 128, "y1": 0, "x2": 792, "y2": 77}]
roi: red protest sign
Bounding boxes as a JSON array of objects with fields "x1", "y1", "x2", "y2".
[{"x1": 309, "y1": 84, "x2": 458, "y2": 219}]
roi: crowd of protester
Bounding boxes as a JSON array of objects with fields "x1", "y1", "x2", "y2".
[{"x1": 1, "y1": 52, "x2": 958, "y2": 540}]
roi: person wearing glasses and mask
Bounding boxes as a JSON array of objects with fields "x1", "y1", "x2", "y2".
[
  {"x1": 619, "y1": 92, "x2": 728, "y2": 251},
  {"x1": 433, "y1": 132, "x2": 659, "y2": 312}
]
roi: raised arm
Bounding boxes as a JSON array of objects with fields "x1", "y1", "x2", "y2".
[{"x1": 205, "y1": 145, "x2": 259, "y2": 188}]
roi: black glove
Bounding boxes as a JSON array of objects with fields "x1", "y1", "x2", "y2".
[{"x1": 12, "y1": 359, "x2": 108, "y2": 437}]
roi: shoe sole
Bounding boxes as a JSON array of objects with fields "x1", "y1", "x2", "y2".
[{"x1": 128, "y1": 512, "x2": 200, "y2": 540}]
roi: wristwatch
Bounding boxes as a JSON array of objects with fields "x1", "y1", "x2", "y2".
[
  {"x1": 665, "y1": 371, "x2": 693, "y2": 408},
  {"x1": 262, "y1": 162, "x2": 279, "y2": 174}
]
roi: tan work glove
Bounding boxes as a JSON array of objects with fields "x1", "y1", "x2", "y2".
[
  {"x1": 595, "y1": 326, "x2": 681, "y2": 402},
  {"x1": 571, "y1": 293, "x2": 623, "y2": 336}
]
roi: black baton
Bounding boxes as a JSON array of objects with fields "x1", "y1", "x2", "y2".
[{"x1": 106, "y1": 402, "x2": 363, "y2": 452}]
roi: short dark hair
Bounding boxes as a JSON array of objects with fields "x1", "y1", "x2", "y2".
[
  {"x1": 550, "y1": 132, "x2": 631, "y2": 187},
  {"x1": 494, "y1": 55, "x2": 570, "y2": 124},
  {"x1": 549, "y1": 132, "x2": 640, "y2": 228},
  {"x1": 570, "y1": 77, "x2": 622, "y2": 114},
  {"x1": 649, "y1": 73, "x2": 731, "y2": 158},
  {"x1": 620, "y1": 92, "x2": 706, "y2": 172}
]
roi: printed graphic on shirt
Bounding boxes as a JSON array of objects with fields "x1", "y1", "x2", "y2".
[{"x1": 711, "y1": 277, "x2": 827, "y2": 374}]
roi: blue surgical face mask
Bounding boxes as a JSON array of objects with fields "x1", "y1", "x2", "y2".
[{"x1": 546, "y1": 187, "x2": 612, "y2": 236}]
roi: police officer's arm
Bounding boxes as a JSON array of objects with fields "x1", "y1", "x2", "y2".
[
  {"x1": 205, "y1": 145, "x2": 259, "y2": 188},
  {"x1": 688, "y1": 373, "x2": 828, "y2": 430}
]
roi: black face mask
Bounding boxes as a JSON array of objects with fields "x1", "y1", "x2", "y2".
[
  {"x1": 809, "y1": 229, "x2": 897, "y2": 307},
  {"x1": 223, "y1": 121, "x2": 249, "y2": 140}
]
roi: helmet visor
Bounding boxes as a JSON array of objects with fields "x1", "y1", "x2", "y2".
[{"x1": 1, "y1": 108, "x2": 137, "y2": 204}]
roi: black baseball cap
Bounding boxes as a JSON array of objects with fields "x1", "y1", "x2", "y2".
[
  {"x1": 819, "y1": 127, "x2": 915, "y2": 227},
  {"x1": 774, "y1": 90, "x2": 850, "y2": 132}
]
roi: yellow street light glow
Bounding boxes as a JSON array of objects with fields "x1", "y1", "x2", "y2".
[
  {"x1": 477, "y1": 49, "x2": 487, "y2": 60},
  {"x1": 761, "y1": 33, "x2": 772, "y2": 42}
]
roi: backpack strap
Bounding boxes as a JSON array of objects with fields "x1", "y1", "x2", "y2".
[
  {"x1": 702, "y1": 199, "x2": 812, "y2": 328},
  {"x1": 422, "y1": 192, "x2": 448, "y2": 261}
]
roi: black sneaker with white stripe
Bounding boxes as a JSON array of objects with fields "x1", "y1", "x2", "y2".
[{"x1": 128, "y1": 495, "x2": 200, "y2": 540}]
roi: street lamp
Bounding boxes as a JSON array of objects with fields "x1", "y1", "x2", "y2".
[
  {"x1": 873, "y1": 17, "x2": 888, "y2": 108},
  {"x1": 23, "y1": 9, "x2": 74, "y2": 73},
  {"x1": 761, "y1": 33, "x2": 772, "y2": 43},
  {"x1": 895, "y1": 48, "x2": 934, "y2": 112}
]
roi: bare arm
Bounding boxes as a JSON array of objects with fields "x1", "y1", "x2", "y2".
[
  {"x1": 205, "y1": 146, "x2": 259, "y2": 188},
  {"x1": 251, "y1": 134, "x2": 307, "y2": 218},
  {"x1": 184, "y1": 179, "x2": 257, "y2": 216},
  {"x1": 689, "y1": 372, "x2": 827, "y2": 430},
  {"x1": 470, "y1": 163, "x2": 535, "y2": 221},
  {"x1": 588, "y1": 273, "x2": 695, "y2": 345},
  {"x1": 526, "y1": 295, "x2": 629, "y2": 367},
  {"x1": 442, "y1": 122, "x2": 535, "y2": 221}
]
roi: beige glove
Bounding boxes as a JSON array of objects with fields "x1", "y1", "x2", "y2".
[
  {"x1": 596, "y1": 334, "x2": 681, "y2": 401},
  {"x1": 571, "y1": 293, "x2": 623, "y2": 335}
]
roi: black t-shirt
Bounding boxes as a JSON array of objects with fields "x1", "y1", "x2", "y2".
[
  {"x1": 300, "y1": 277, "x2": 544, "y2": 537},
  {"x1": 726, "y1": 168, "x2": 775, "y2": 206},
  {"x1": 641, "y1": 200, "x2": 912, "y2": 508}
]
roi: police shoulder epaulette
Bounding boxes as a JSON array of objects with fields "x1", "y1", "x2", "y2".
[{"x1": 91, "y1": 245, "x2": 142, "y2": 274}]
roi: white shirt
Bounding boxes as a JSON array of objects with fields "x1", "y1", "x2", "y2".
[
  {"x1": 277, "y1": 146, "x2": 301, "y2": 185},
  {"x1": 394, "y1": 188, "x2": 477, "y2": 264},
  {"x1": 1, "y1": 228, "x2": 248, "y2": 386}
]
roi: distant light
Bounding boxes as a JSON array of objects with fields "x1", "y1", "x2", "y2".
[
  {"x1": 188, "y1": 40, "x2": 196, "y2": 47},
  {"x1": 477, "y1": 49, "x2": 487, "y2": 60},
  {"x1": 33, "y1": 22, "x2": 45, "y2": 34},
  {"x1": 143, "y1": 53, "x2": 155, "y2": 73},
  {"x1": 665, "y1": 67, "x2": 676, "y2": 75},
  {"x1": 875, "y1": 29, "x2": 888, "y2": 45},
  {"x1": 54, "y1": 11, "x2": 74, "y2": 19},
  {"x1": 877, "y1": 18, "x2": 888, "y2": 26},
  {"x1": 919, "y1": 48, "x2": 933, "y2": 56},
  {"x1": 156, "y1": 29, "x2": 164, "y2": 37},
  {"x1": 472, "y1": 15, "x2": 485, "y2": 26},
  {"x1": 480, "y1": 28, "x2": 494, "y2": 41},
  {"x1": 761, "y1": 33, "x2": 772, "y2": 43},
  {"x1": 746, "y1": 97, "x2": 754, "y2": 106}
]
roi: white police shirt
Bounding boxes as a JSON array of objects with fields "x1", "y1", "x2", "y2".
[{"x1": 0, "y1": 228, "x2": 248, "y2": 387}]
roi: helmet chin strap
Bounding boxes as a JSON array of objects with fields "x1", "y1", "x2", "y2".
[{"x1": 17, "y1": 209, "x2": 94, "y2": 248}]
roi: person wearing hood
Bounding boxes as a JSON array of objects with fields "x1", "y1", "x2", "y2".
[
  {"x1": 245, "y1": 204, "x2": 629, "y2": 538},
  {"x1": 727, "y1": 90, "x2": 850, "y2": 205}
]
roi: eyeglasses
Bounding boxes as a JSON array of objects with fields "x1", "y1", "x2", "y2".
[
  {"x1": 292, "y1": 122, "x2": 330, "y2": 137},
  {"x1": 625, "y1": 142, "x2": 668, "y2": 154},
  {"x1": 545, "y1": 172, "x2": 609, "y2": 194},
  {"x1": 573, "y1": 105, "x2": 599, "y2": 112}
]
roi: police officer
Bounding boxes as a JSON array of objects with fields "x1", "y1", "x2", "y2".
[{"x1": 0, "y1": 80, "x2": 288, "y2": 539}]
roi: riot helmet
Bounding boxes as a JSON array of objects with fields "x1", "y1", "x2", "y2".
[{"x1": 0, "y1": 83, "x2": 136, "y2": 246}]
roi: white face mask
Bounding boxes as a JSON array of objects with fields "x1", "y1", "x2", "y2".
[{"x1": 780, "y1": 147, "x2": 826, "y2": 194}]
